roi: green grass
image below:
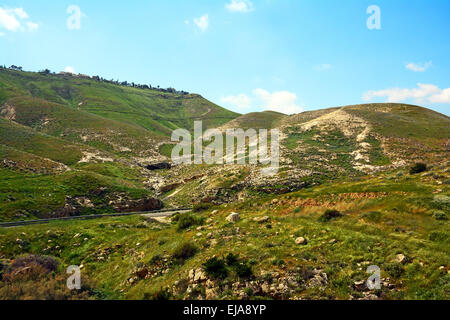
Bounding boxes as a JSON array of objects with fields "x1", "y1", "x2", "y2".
[
  {"x1": 0, "y1": 167, "x2": 447, "y2": 300},
  {"x1": 0, "y1": 167, "x2": 151, "y2": 221}
]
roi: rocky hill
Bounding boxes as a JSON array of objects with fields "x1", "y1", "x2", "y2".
[
  {"x1": 1, "y1": 68, "x2": 449, "y2": 220},
  {"x1": 0, "y1": 68, "x2": 448, "y2": 301}
]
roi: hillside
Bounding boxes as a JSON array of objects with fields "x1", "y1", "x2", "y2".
[
  {"x1": 218, "y1": 111, "x2": 286, "y2": 130},
  {"x1": 1, "y1": 68, "x2": 449, "y2": 219},
  {"x1": 0, "y1": 68, "x2": 242, "y2": 221},
  {"x1": 0, "y1": 67, "x2": 448, "y2": 300},
  {"x1": 0, "y1": 163, "x2": 448, "y2": 300},
  {"x1": 0, "y1": 68, "x2": 239, "y2": 155}
]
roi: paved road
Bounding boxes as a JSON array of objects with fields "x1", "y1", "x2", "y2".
[{"x1": 0, "y1": 208, "x2": 191, "y2": 228}]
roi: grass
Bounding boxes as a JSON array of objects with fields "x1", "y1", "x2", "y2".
[
  {"x1": 0, "y1": 167, "x2": 151, "y2": 221},
  {"x1": 0, "y1": 165, "x2": 447, "y2": 300}
]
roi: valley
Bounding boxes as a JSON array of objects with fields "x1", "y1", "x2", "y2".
[{"x1": 0, "y1": 67, "x2": 448, "y2": 300}]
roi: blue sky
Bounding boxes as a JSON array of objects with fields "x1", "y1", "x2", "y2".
[{"x1": 0, "y1": 0, "x2": 449, "y2": 115}]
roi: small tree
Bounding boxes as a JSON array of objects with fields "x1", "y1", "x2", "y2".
[{"x1": 410, "y1": 163, "x2": 427, "y2": 174}]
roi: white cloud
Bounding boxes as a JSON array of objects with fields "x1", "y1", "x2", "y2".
[
  {"x1": 429, "y1": 88, "x2": 450, "y2": 103},
  {"x1": 253, "y1": 89, "x2": 303, "y2": 114},
  {"x1": 221, "y1": 94, "x2": 252, "y2": 110},
  {"x1": 226, "y1": 0, "x2": 254, "y2": 13},
  {"x1": 363, "y1": 83, "x2": 450, "y2": 104},
  {"x1": 193, "y1": 14, "x2": 209, "y2": 32},
  {"x1": 0, "y1": 8, "x2": 21, "y2": 31},
  {"x1": 13, "y1": 8, "x2": 28, "y2": 19},
  {"x1": 26, "y1": 21, "x2": 38, "y2": 32},
  {"x1": 64, "y1": 66, "x2": 76, "y2": 74},
  {"x1": 0, "y1": 7, "x2": 38, "y2": 33},
  {"x1": 313, "y1": 64, "x2": 332, "y2": 71},
  {"x1": 405, "y1": 61, "x2": 432, "y2": 72}
]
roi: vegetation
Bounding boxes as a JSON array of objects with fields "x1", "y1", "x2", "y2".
[
  {"x1": 410, "y1": 163, "x2": 428, "y2": 175},
  {"x1": 0, "y1": 67, "x2": 448, "y2": 300}
]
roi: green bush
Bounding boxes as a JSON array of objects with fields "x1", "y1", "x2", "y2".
[
  {"x1": 172, "y1": 242, "x2": 198, "y2": 262},
  {"x1": 203, "y1": 257, "x2": 228, "y2": 279},
  {"x1": 432, "y1": 211, "x2": 448, "y2": 221},
  {"x1": 149, "y1": 255, "x2": 163, "y2": 264},
  {"x1": 225, "y1": 253, "x2": 239, "y2": 267},
  {"x1": 359, "y1": 211, "x2": 382, "y2": 222},
  {"x1": 409, "y1": 163, "x2": 427, "y2": 174},
  {"x1": 193, "y1": 203, "x2": 213, "y2": 212},
  {"x1": 385, "y1": 262, "x2": 404, "y2": 279},
  {"x1": 144, "y1": 287, "x2": 172, "y2": 300},
  {"x1": 429, "y1": 231, "x2": 449, "y2": 243},
  {"x1": 177, "y1": 213, "x2": 204, "y2": 231},
  {"x1": 432, "y1": 195, "x2": 450, "y2": 211},
  {"x1": 319, "y1": 209, "x2": 343, "y2": 222},
  {"x1": 234, "y1": 263, "x2": 253, "y2": 279}
]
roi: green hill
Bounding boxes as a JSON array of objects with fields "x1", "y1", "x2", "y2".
[
  {"x1": 0, "y1": 68, "x2": 239, "y2": 141},
  {"x1": 219, "y1": 110, "x2": 286, "y2": 130}
]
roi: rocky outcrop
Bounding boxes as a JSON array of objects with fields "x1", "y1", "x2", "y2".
[
  {"x1": 112, "y1": 197, "x2": 163, "y2": 212},
  {"x1": 145, "y1": 162, "x2": 172, "y2": 171}
]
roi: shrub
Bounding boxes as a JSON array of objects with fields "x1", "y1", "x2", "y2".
[
  {"x1": 144, "y1": 288, "x2": 172, "y2": 300},
  {"x1": 409, "y1": 163, "x2": 427, "y2": 174},
  {"x1": 432, "y1": 210, "x2": 448, "y2": 221},
  {"x1": 193, "y1": 203, "x2": 213, "y2": 212},
  {"x1": 385, "y1": 262, "x2": 404, "y2": 279},
  {"x1": 359, "y1": 211, "x2": 382, "y2": 222},
  {"x1": 432, "y1": 195, "x2": 450, "y2": 211},
  {"x1": 225, "y1": 253, "x2": 239, "y2": 267},
  {"x1": 149, "y1": 255, "x2": 163, "y2": 264},
  {"x1": 234, "y1": 263, "x2": 253, "y2": 279},
  {"x1": 203, "y1": 257, "x2": 228, "y2": 279},
  {"x1": 172, "y1": 242, "x2": 198, "y2": 262},
  {"x1": 11, "y1": 254, "x2": 59, "y2": 273},
  {"x1": 177, "y1": 213, "x2": 204, "y2": 231},
  {"x1": 319, "y1": 209, "x2": 343, "y2": 222},
  {"x1": 429, "y1": 231, "x2": 449, "y2": 243}
]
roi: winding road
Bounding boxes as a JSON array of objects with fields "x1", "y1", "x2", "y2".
[{"x1": 0, "y1": 208, "x2": 192, "y2": 228}]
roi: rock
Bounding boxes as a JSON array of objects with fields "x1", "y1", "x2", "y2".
[
  {"x1": 113, "y1": 197, "x2": 163, "y2": 213},
  {"x1": 226, "y1": 212, "x2": 241, "y2": 223},
  {"x1": 295, "y1": 237, "x2": 307, "y2": 245},
  {"x1": 188, "y1": 269, "x2": 195, "y2": 281},
  {"x1": 261, "y1": 282, "x2": 270, "y2": 294},
  {"x1": 396, "y1": 254, "x2": 408, "y2": 264},
  {"x1": 135, "y1": 268, "x2": 149, "y2": 279},
  {"x1": 205, "y1": 288, "x2": 218, "y2": 300},
  {"x1": 271, "y1": 199, "x2": 279, "y2": 205},
  {"x1": 253, "y1": 216, "x2": 270, "y2": 223},
  {"x1": 360, "y1": 294, "x2": 379, "y2": 300},
  {"x1": 307, "y1": 272, "x2": 328, "y2": 288},
  {"x1": 353, "y1": 280, "x2": 366, "y2": 292},
  {"x1": 193, "y1": 269, "x2": 207, "y2": 282}
]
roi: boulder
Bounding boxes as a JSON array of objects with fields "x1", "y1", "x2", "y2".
[
  {"x1": 253, "y1": 216, "x2": 270, "y2": 223},
  {"x1": 295, "y1": 237, "x2": 307, "y2": 245},
  {"x1": 396, "y1": 254, "x2": 408, "y2": 264},
  {"x1": 226, "y1": 212, "x2": 241, "y2": 223}
]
